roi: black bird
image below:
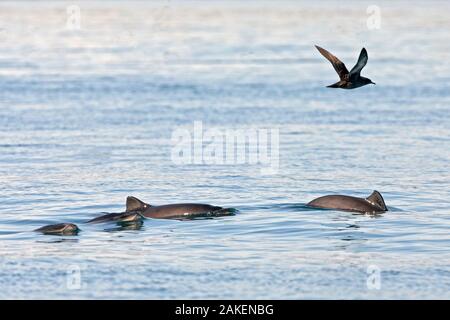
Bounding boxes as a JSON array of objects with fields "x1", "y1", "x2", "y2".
[{"x1": 315, "y1": 45, "x2": 375, "y2": 89}]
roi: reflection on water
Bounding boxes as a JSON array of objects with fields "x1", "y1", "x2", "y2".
[
  {"x1": 0, "y1": 1, "x2": 449, "y2": 299},
  {"x1": 37, "y1": 238, "x2": 80, "y2": 244},
  {"x1": 104, "y1": 221, "x2": 144, "y2": 232}
]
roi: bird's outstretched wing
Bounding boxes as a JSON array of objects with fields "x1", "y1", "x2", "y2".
[
  {"x1": 349, "y1": 48, "x2": 368, "y2": 78},
  {"x1": 315, "y1": 45, "x2": 349, "y2": 80}
]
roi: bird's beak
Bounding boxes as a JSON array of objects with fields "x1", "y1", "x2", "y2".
[{"x1": 372, "y1": 82, "x2": 376, "y2": 85}]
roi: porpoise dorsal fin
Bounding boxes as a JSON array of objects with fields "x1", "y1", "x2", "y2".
[
  {"x1": 366, "y1": 190, "x2": 387, "y2": 211},
  {"x1": 126, "y1": 196, "x2": 150, "y2": 212}
]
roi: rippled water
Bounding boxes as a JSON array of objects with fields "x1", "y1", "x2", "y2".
[{"x1": 1, "y1": 1, "x2": 449, "y2": 299}]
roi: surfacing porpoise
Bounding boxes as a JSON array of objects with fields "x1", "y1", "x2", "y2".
[
  {"x1": 35, "y1": 223, "x2": 79, "y2": 235},
  {"x1": 125, "y1": 196, "x2": 235, "y2": 219},
  {"x1": 307, "y1": 190, "x2": 388, "y2": 214},
  {"x1": 85, "y1": 210, "x2": 143, "y2": 224}
]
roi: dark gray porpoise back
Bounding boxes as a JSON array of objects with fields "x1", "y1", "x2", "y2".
[
  {"x1": 307, "y1": 191, "x2": 387, "y2": 213},
  {"x1": 142, "y1": 203, "x2": 226, "y2": 219}
]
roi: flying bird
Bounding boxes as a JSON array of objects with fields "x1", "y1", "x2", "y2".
[{"x1": 315, "y1": 45, "x2": 375, "y2": 89}]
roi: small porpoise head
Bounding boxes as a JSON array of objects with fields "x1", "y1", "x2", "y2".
[
  {"x1": 127, "y1": 196, "x2": 235, "y2": 219},
  {"x1": 307, "y1": 190, "x2": 388, "y2": 214},
  {"x1": 35, "y1": 223, "x2": 79, "y2": 235}
]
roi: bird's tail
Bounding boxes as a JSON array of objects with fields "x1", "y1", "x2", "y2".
[{"x1": 327, "y1": 81, "x2": 341, "y2": 88}]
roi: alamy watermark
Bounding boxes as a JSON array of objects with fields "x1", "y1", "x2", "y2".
[
  {"x1": 66, "y1": 5, "x2": 81, "y2": 30},
  {"x1": 66, "y1": 264, "x2": 87, "y2": 290},
  {"x1": 366, "y1": 265, "x2": 381, "y2": 290},
  {"x1": 366, "y1": 5, "x2": 381, "y2": 30},
  {"x1": 171, "y1": 121, "x2": 279, "y2": 174}
]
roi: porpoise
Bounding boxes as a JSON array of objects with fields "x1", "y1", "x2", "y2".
[
  {"x1": 86, "y1": 210, "x2": 144, "y2": 224},
  {"x1": 307, "y1": 190, "x2": 388, "y2": 214},
  {"x1": 125, "y1": 196, "x2": 235, "y2": 219},
  {"x1": 35, "y1": 223, "x2": 79, "y2": 235}
]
